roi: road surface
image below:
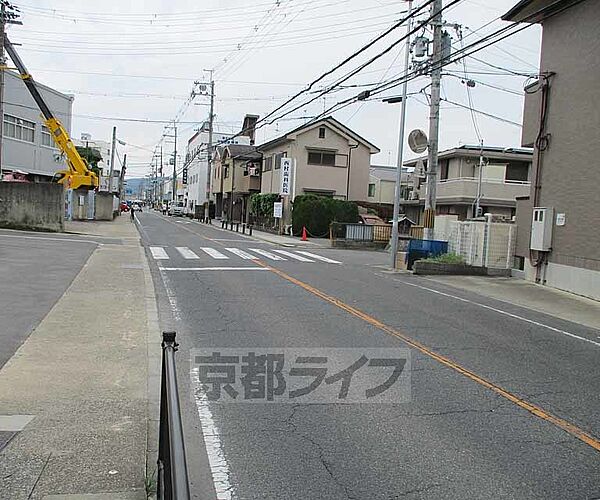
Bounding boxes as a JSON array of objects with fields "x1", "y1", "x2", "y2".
[{"x1": 137, "y1": 210, "x2": 600, "y2": 500}]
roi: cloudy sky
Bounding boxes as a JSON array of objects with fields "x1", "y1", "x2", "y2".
[{"x1": 11, "y1": 0, "x2": 541, "y2": 178}]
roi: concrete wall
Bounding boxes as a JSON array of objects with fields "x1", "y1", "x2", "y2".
[
  {"x1": 0, "y1": 182, "x2": 64, "y2": 231},
  {"x1": 3, "y1": 71, "x2": 73, "y2": 178},
  {"x1": 95, "y1": 193, "x2": 115, "y2": 221}
]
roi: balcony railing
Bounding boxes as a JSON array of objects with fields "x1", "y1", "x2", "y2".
[{"x1": 417, "y1": 177, "x2": 530, "y2": 201}]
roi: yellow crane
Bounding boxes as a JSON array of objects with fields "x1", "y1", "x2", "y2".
[{"x1": 3, "y1": 35, "x2": 98, "y2": 189}]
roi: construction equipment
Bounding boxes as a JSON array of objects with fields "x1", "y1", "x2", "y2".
[{"x1": 3, "y1": 35, "x2": 98, "y2": 189}]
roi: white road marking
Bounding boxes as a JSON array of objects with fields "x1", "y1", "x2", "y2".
[
  {"x1": 158, "y1": 269, "x2": 181, "y2": 322},
  {"x1": 225, "y1": 247, "x2": 258, "y2": 260},
  {"x1": 192, "y1": 368, "x2": 235, "y2": 499},
  {"x1": 272, "y1": 249, "x2": 314, "y2": 262},
  {"x1": 0, "y1": 415, "x2": 35, "y2": 431},
  {"x1": 0, "y1": 233, "x2": 100, "y2": 245},
  {"x1": 160, "y1": 267, "x2": 268, "y2": 271},
  {"x1": 295, "y1": 251, "x2": 342, "y2": 264},
  {"x1": 391, "y1": 277, "x2": 600, "y2": 348},
  {"x1": 176, "y1": 247, "x2": 200, "y2": 259},
  {"x1": 248, "y1": 248, "x2": 286, "y2": 261},
  {"x1": 149, "y1": 246, "x2": 169, "y2": 260},
  {"x1": 201, "y1": 247, "x2": 229, "y2": 260}
]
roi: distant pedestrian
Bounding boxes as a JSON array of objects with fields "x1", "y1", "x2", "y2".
[{"x1": 130, "y1": 205, "x2": 135, "y2": 221}]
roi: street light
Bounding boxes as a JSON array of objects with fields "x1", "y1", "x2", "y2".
[{"x1": 388, "y1": 0, "x2": 413, "y2": 270}]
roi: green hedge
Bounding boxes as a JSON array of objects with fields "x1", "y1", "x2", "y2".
[
  {"x1": 249, "y1": 193, "x2": 279, "y2": 224},
  {"x1": 292, "y1": 194, "x2": 358, "y2": 236}
]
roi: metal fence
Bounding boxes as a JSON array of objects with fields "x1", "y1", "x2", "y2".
[
  {"x1": 330, "y1": 222, "x2": 392, "y2": 243},
  {"x1": 446, "y1": 219, "x2": 515, "y2": 269},
  {"x1": 158, "y1": 331, "x2": 190, "y2": 500}
]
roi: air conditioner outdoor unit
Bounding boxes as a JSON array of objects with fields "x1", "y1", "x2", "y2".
[{"x1": 409, "y1": 191, "x2": 419, "y2": 200}]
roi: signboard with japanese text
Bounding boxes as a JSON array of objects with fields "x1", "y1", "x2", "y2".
[{"x1": 280, "y1": 157, "x2": 293, "y2": 196}]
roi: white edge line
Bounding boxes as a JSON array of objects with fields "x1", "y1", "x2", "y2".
[
  {"x1": 0, "y1": 233, "x2": 101, "y2": 245},
  {"x1": 386, "y1": 276, "x2": 600, "y2": 348},
  {"x1": 159, "y1": 267, "x2": 268, "y2": 271},
  {"x1": 191, "y1": 367, "x2": 234, "y2": 499}
]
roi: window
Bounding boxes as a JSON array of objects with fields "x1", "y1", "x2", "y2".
[
  {"x1": 42, "y1": 125, "x2": 54, "y2": 147},
  {"x1": 368, "y1": 183, "x2": 376, "y2": 197},
  {"x1": 440, "y1": 159, "x2": 449, "y2": 180},
  {"x1": 307, "y1": 150, "x2": 336, "y2": 166},
  {"x1": 224, "y1": 165, "x2": 229, "y2": 178},
  {"x1": 318, "y1": 127, "x2": 326, "y2": 139},
  {"x1": 274, "y1": 152, "x2": 286, "y2": 169},
  {"x1": 4, "y1": 114, "x2": 35, "y2": 143},
  {"x1": 263, "y1": 156, "x2": 273, "y2": 172}
]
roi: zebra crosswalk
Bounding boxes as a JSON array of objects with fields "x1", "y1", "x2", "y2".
[{"x1": 149, "y1": 246, "x2": 341, "y2": 264}]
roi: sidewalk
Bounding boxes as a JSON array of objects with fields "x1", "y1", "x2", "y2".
[
  {"x1": 0, "y1": 216, "x2": 160, "y2": 499},
  {"x1": 249, "y1": 227, "x2": 328, "y2": 247},
  {"x1": 210, "y1": 218, "x2": 328, "y2": 248},
  {"x1": 425, "y1": 275, "x2": 600, "y2": 330}
]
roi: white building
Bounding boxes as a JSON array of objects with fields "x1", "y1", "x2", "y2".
[
  {"x1": 73, "y1": 133, "x2": 113, "y2": 175},
  {"x1": 1, "y1": 70, "x2": 73, "y2": 181},
  {"x1": 183, "y1": 122, "x2": 249, "y2": 215}
]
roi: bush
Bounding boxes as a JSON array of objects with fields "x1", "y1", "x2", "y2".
[
  {"x1": 421, "y1": 253, "x2": 465, "y2": 264},
  {"x1": 249, "y1": 193, "x2": 279, "y2": 223},
  {"x1": 292, "y1": 194, "x2": 358, "y2": 237}
]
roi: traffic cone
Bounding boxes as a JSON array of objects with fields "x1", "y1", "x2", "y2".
[{"x1": 301, "y1": 226, "x2": 308, "y2": 241}]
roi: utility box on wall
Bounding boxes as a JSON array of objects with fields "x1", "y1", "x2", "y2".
[{"x1": 530, "y1": 207, "x2": 553, "y2": 251}]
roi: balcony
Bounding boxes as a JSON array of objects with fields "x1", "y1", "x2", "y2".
[{"x1": 417, "y1": 177, "x2": 530, "y2": 202}]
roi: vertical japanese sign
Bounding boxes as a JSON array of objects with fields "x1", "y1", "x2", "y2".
[{"x1": 280, "y1": 157, "x2": 293, "y2": 196}]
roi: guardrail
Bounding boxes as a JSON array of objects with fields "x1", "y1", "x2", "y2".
[{"x1": 158, "y1": 331, "x2": 190, "y2": 500}]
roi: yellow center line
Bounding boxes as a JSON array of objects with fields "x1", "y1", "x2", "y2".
[{"x1": 257, "y1": 261, "x2": 600, "y2": 453}]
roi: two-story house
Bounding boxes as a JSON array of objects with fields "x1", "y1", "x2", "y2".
[
  {"x1": 211, "y1": 144, "x2": 261, "y2": 222},
  {"x1": 257, "y1": 117, "x2": 379, "y2": 201},
  {"x1": 367, "y1": 165, "x2": 411, "y2": 205},
  {"x1": 503, "y1": 0, "x2": 600, "y2": 300},
  {"x1": 401, "y1": 145, "x2": 532, "y2": 224}
]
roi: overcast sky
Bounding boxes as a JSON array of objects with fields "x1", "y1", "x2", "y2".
[{"x1": 11, "y1": 0, "x2": 541, "y2": 178}]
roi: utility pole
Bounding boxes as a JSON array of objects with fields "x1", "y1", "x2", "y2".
[
  {"x1": 172, "y1": 120, "x2": 177, "y2": 202},
  {"x1": 160, "y1": 143, "x2": 163, "y2": 204},
  {"x1": 0, "y1": 2, "x2": 6, "y2": 179},
  {"x1": 205, "y1": 73, "x2": 215, "y2": 204},
  {"x1": 389, "y1": 0, "x2": 413, "y2": 269},
  {"x1": 0, "y1": 1, "x2": 20, "y2": 179},
  {"x1": 109, "y1": 126, "x2": 117, "y2": 192},
  {"x1": 120, "y1": 153, "x2": 126, "y2": 201},
  {"x1": 424, "y1": 0, "x2": 443, "y2": 240}
]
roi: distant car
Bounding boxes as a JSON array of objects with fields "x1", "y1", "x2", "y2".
[
  {"x1": 131, "y1": 203, "x2": 141, "y2": 212},
  {"x1": 120, "y1": 201, "x2": 129, "y2": 212},
  {"x1": 168, "y1": 202, "x2": 185, "y2": 217}
]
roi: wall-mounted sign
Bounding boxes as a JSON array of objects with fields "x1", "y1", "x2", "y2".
[
  {"x1": 280, "y1": 157, "x2": 293, "y2": 196},
  {"x1": 273, "y1": 201, "x2": 283, "y2": 218}
]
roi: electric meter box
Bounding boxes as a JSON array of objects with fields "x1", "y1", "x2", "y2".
[{"x1": 530, "y1": 207, "x2": 553, "y2": 251}]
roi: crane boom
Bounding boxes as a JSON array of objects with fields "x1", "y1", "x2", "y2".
[{"x1": 3, "y1": 35, "x2": 98, "y2": 189}]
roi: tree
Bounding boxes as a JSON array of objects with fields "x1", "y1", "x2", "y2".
[{"x1": 76, "y1": 146, "x2": 103, "y2": 177}]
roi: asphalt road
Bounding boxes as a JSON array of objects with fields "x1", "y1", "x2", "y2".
[
  {"x1": 138, "y1": 210, "x2": 600, "y2": 500},
  {"x1": 0, "y1": 229, "x2": 101, "y2": 369}
]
